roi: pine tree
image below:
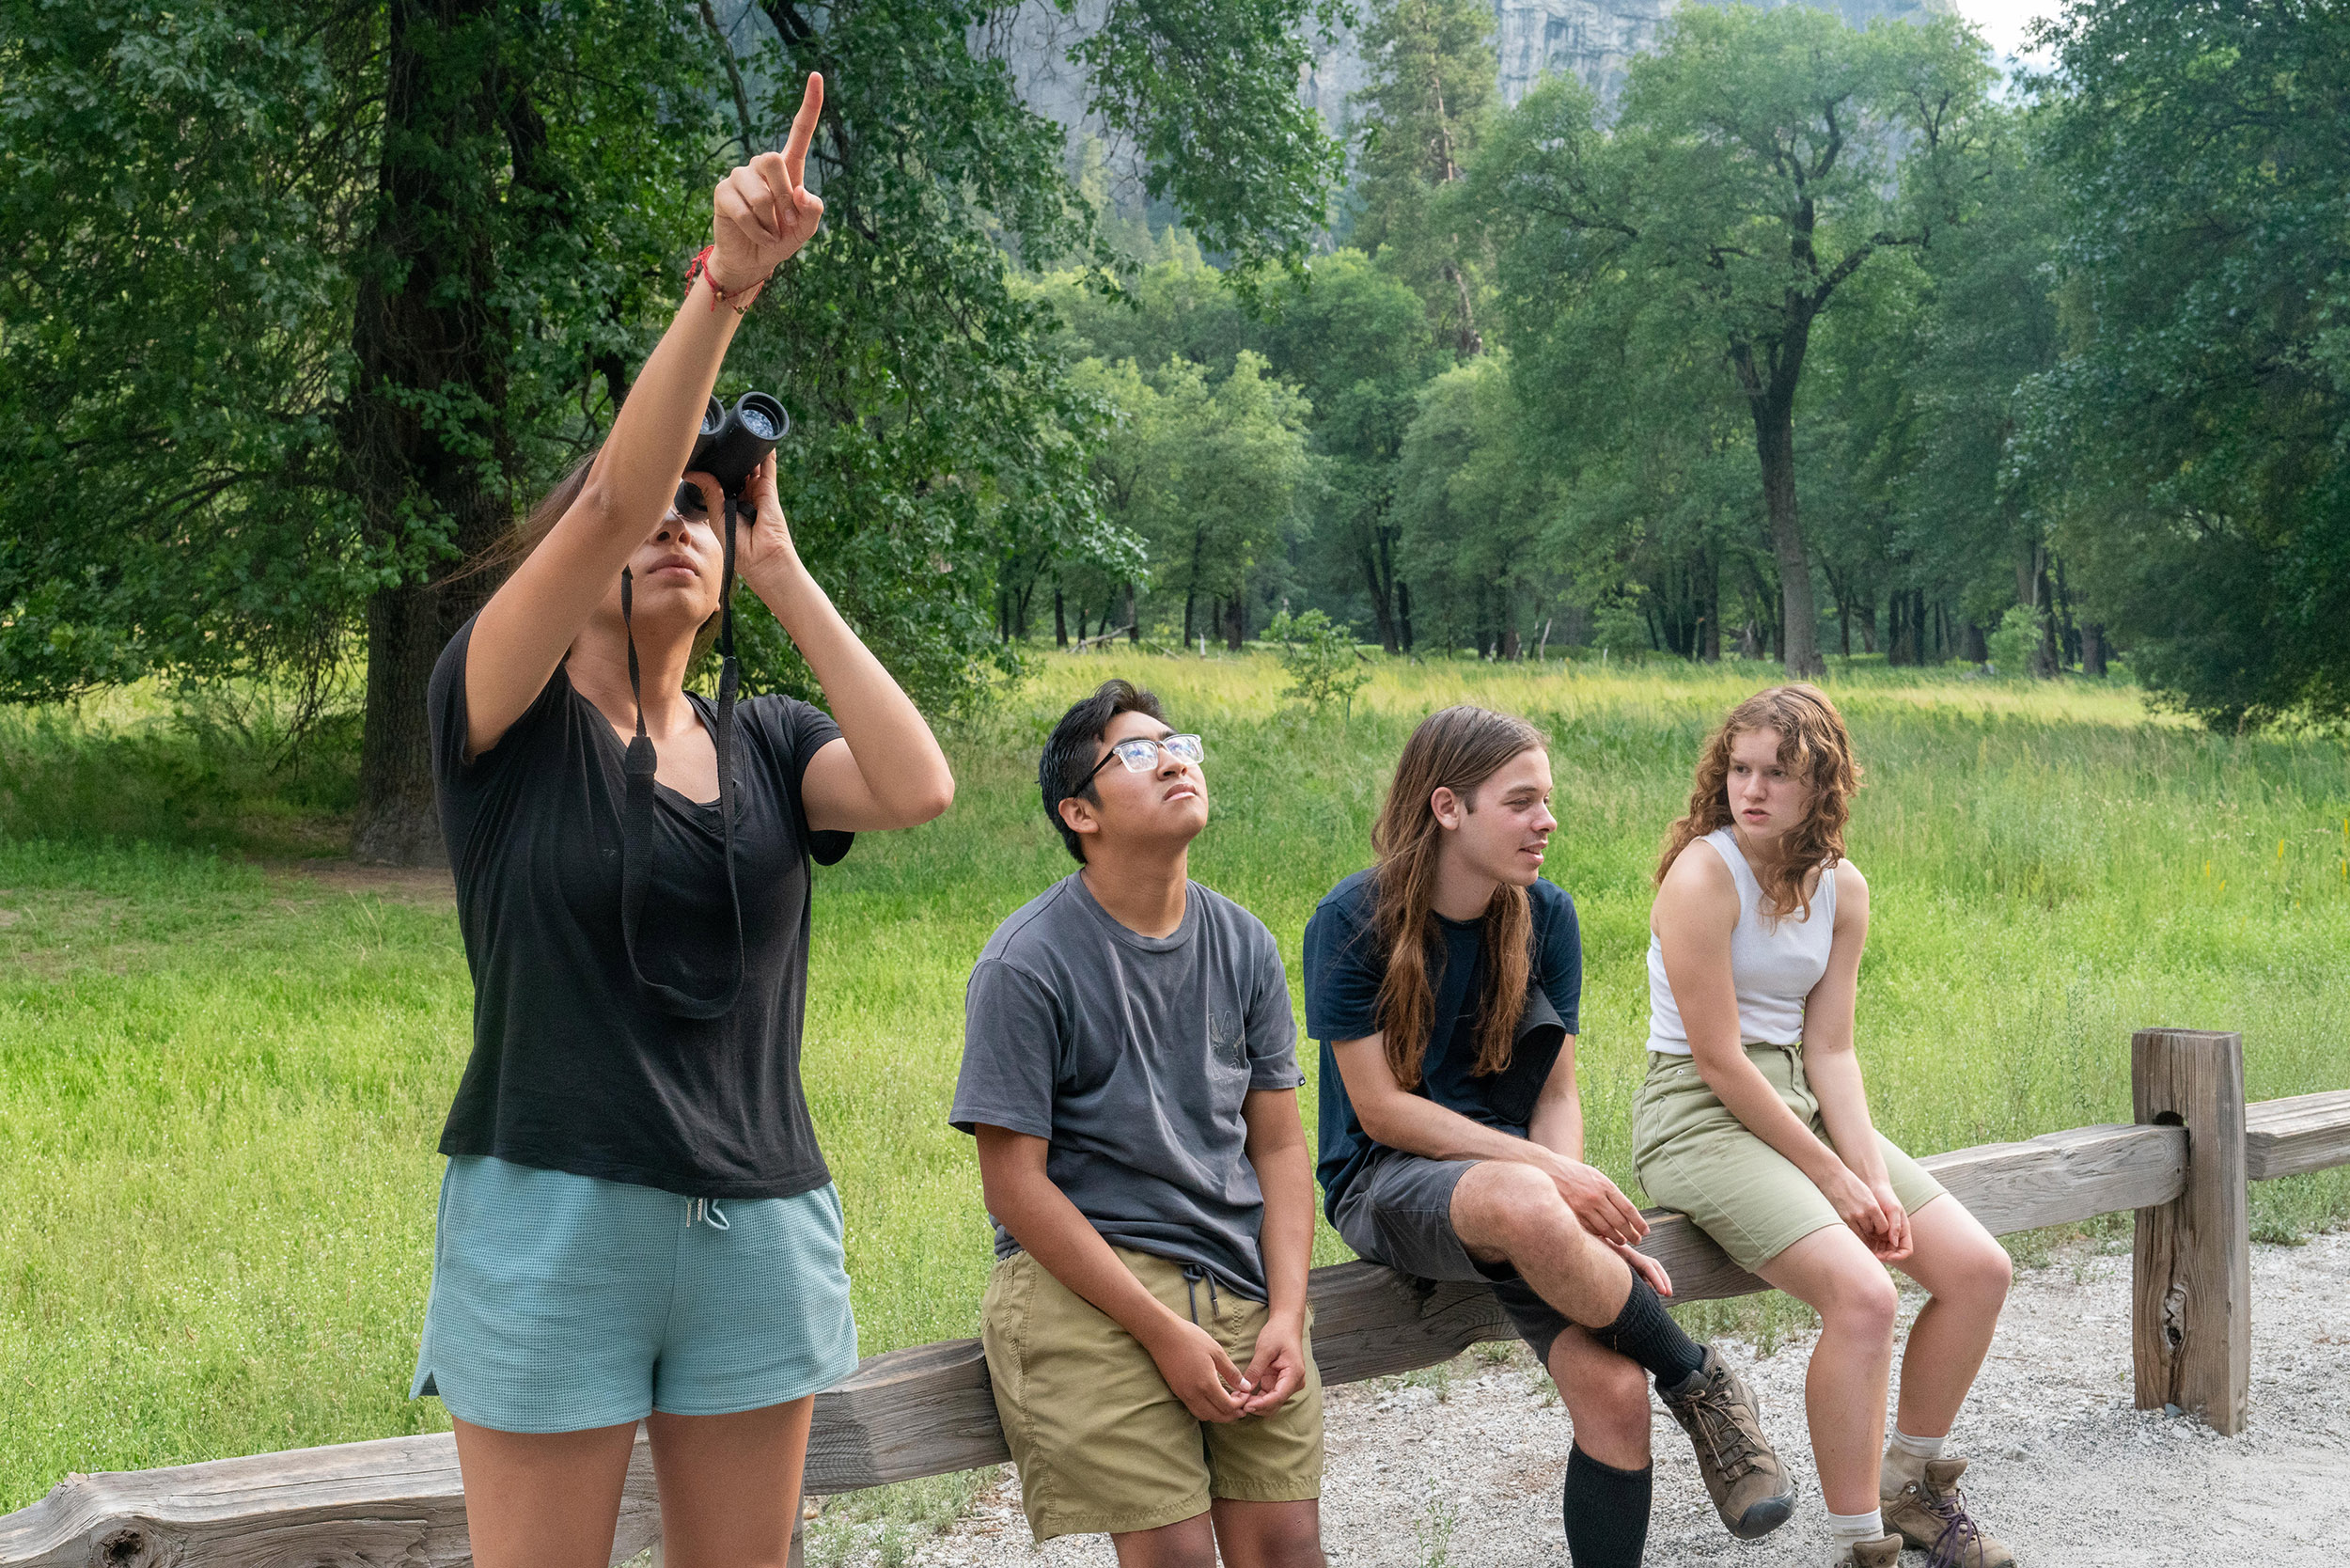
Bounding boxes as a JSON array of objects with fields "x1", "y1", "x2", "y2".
[{"x1": 1350, "y1": 0, "x2": 1497, "y2": 358}]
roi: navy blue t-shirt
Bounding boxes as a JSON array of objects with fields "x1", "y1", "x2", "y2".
[{"x1": 1303, "y1": 870, "x2": 1582, "y2": 1222}]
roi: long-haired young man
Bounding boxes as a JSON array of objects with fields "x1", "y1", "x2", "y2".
[{"x1": 1306, "y1": 705, "x2": 1793, "y2": 1568}]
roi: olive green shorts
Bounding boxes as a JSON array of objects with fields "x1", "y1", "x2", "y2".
[
  {"x1": 1632, "y1": 1043, "x2": 1945, "y2": 1274},
  {"x1": 979, "y1": 1247, "x2": 1324, "y2": 1541}
]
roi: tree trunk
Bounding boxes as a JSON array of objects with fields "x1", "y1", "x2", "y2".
[
  {"x1": 1125, "y1": 584, "x2": 1138, "y2": 644},
  {"x1": 1397, "y1": 580, "x2": 1415, "y2": 654},
  {"x1": 346, "y1": 0, "x2": 514, "y2": 867},
  {"x1": 1742, "y1": 369, "x2": 1824, "y2": 677},
  {"x1": 1442, "y1": 258, "x2": 1482, "y2": 358},
  {"x1": 2082, "y1": 621, "x2": 2107, "y2": 677},
  {"x1": 1362, "y1": 540, "x2": 1400, "y2": 654},
  {"x1": 1054, "y1": 588, "x2": 1067, "y2": 649},
  {"x1": 2054, "y1": 556, "x2": 2079, "y2": 666},
  {"x1": 1963, "y1": 619, "x2": 1988, "y2": 663},
  {"x1": 1700, "y1": 551, "x2": 1720, "y2": 663},
  {"x1": 1183, "y1": 592, "x2": 1197, "y2": 647},
  {"x1": 2033, "y1": 556, "x2": 2060, "y2": 677},
  {"x1": 1225, "y1": 594, "x2": 1245, "y2": 651}
]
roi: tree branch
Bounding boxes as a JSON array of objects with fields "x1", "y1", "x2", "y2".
[{"x1": 697, "y1": 0, "x2": 759, "y2": 159}]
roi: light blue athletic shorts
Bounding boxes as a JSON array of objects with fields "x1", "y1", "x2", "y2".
[{"x1": 411, "y1": 1154, "x2": 860, "y2": 1433}]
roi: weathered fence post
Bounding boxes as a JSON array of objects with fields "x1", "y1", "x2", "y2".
[{"x1": 2130, "y1": 1027, "x2": 2250, "y2": 1434}]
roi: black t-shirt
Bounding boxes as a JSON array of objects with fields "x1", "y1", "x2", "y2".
[
  {"x1": 1302, "y1": 869, "x2": 1582, "y2": 1222},
  {"x1": 428, "y1": 616, "x2": 852, "y2": 1199}
]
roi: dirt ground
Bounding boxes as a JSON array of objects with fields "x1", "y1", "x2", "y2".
[
  {"x1": 275, "y1": 858, "x2": 456, "y2": 902},
  {"x1": 887, "y1": 1231, "x2": 2350, "y2": 1568}
]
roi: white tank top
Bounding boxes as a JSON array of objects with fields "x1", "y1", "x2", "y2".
[{"x1": 1646, "y1": 827, "x2": 1836, "y2": 1055}]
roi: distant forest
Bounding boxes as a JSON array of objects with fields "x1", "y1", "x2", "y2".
[{"x1": 3, "y1": 0, "x2": 2343, "y2": 860}]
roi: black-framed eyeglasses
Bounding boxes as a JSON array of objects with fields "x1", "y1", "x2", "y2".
[{"x1": 1087, "y1": 733, "x2": 1205, "y2": 781}]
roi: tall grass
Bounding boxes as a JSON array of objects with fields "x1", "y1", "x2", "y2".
[{"x1": 3, "y1": 653, "x2": 2346, "y2": 1512}]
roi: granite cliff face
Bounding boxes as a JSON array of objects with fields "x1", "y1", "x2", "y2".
[
  {"x1": 999, "y1": 0, "x2": 1961, "y2": 144},
  {"x1": 1486, "y1": 0, "x2": 1958, "y2": 107}
]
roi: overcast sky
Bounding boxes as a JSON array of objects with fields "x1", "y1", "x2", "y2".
[{"x1": 1953, "y1": 0, "x2": 2058, "y2": 64}]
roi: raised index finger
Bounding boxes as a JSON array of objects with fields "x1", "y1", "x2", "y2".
[{"x1": 782, "y1": 71, "x2": 823, "y2": 190}]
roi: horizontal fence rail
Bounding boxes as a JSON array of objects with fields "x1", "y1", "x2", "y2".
[
  {"x1": 3, "y1": 1029, "x2": 2342, "y2": 1568},
  {"x1": 2244, "y1": 1089, "x2": 2350, "y2": 1180}
]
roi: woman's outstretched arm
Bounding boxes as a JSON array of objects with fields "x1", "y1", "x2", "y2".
[
  {"x1": 462, "y1": 76, "x2": 828, "y2": 758},
  {"x1": 729, "y1": 451, "x2": 954, "y2": 832}
]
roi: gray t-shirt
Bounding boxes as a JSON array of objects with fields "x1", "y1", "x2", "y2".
[{"x1": 951, "y1": 872, "x2": 1303, "y2": 1300}]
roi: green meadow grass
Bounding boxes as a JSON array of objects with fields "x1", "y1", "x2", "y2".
[{"x1": 4, "y1": 653, "x2": 2348, "y2": 1512}]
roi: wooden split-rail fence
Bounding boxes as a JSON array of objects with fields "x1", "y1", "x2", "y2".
[{"x1": 4, "y1": 1027, "x2": 2346, "y2": 1568}]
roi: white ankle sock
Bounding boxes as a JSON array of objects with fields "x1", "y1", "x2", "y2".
[
  {"x1": 1881, "y1": 1427, "x2": 1947, "y2": 1493},
  {"x1": 1825, "y1": 1505, "x2": 1885, "y2": 1560}
]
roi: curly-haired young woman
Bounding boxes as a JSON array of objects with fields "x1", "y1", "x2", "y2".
[{"x1": 1640, "y1": 685, "x2": 2013, "y2": 1568}]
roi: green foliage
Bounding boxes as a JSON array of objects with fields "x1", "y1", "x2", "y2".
[
  {"x1": 1392, "y1": 352, "x2": 1546, "y2": 652},
  {"x1": 1264, "y1": 606, "x2": 1370, "y2": 714},
  {"x1": 0, "y1": 685, "x2": 361, "y2": 855},
  {"x1": 1349, "y1": 0, "x2": 1498, "y2": 354},
  {"x1": 2026, "y1": 0, "x2": 2350, "y2": 728},
  {"x1": 1986, "y1": 604, "x2": 2044, "y2": 680},
  {"x1": 1037, "y1": 248, "x2": 1250, "y2": 382},
  {"x1": 0, "y1": 0, "x2": 378, "y2": 699},
  {"x1": 1470, "y1": 5, "x2": 1998, "y2": 670},
  {"x1": 1066, "y1": 351, "x2": 1315, "y2": 644},
  {"x1": 1038, "y1": 245, "x2": 1449, "y2": 651},
  {"x1": 1073, "y1": 0, "x2": 1351, "y2": 295},
  {"x1": 1588, "y1": 595, "x2": 1653, "y2": 656},
  {"x1": 0, "y1": 0, "x2": 1352, "y2": 729},
  {"x1": 1889, "y1": 126, "x2": 2065, "y2": 633}
]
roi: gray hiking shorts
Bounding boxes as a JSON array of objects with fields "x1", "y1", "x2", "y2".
[{"x1": 1330, "y1": 1144, "x2": 1575, "y2": 1364}]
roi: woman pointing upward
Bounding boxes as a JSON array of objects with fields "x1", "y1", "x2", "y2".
[{"x1": 408, "y1": 75, "x2": 954, "y2": 1568}]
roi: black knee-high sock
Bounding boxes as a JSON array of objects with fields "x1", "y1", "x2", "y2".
[
  {"x1": 1588, "y1": 1276, "x2": 1708, "y2": 1389},
  {"x1": 1563, "y1": 1444, "x2": 1653, "y2": 1568}
]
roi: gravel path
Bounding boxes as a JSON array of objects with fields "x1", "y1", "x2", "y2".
[{"x1": 886, "y1": 1231, "x2": 2350, "y2": 1568}]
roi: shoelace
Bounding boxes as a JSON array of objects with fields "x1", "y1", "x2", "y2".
[
  {"x1": 1671, "y1": 1376, "x2": 1762, "y2": 1482},
  {"x1": 1919, "y1": 1485, "x2": 1984, "y2": 1568}
]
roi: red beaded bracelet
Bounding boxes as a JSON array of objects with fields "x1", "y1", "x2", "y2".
[{"x1": 685, "y1": 244, "x2": 769, "y2": 314}]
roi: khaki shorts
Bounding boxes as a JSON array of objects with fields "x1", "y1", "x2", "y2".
[
  {"x1": 979, "y1": 1247, "x2": 1324, "y2": 1541},
  {"x1": 1632, "y1": 1043, "x2": 1946, "y2": 1274}
]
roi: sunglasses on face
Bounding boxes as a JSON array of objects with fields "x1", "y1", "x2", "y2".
[{"x1": 1086, "y1": 733, "x2": 1205, "y2": 781}]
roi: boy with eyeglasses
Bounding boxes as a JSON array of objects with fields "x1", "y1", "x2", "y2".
[{"x1": 951, "y1": 680, "x2": 1325, "y2": 1568}]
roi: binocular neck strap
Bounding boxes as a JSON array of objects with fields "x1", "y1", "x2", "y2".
[{"x1": 615, "y1": 494, "x2": 747, "y2": 1022}]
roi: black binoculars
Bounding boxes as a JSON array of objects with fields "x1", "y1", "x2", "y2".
[{"x1": 676, "y1": 391, "x2": 788, "y2": 516}]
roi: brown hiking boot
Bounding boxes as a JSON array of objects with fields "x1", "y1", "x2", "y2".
[
  {"x1": 1659, "y1": 1346, "x2": 1795, "y2": 1540},
  {"x1": 1841, "y1": 1535, "x2": 1904, "y2": 1568},
  {"x1": 1883, "y1": 1456, "x2": 2014, "y2": 1568}
]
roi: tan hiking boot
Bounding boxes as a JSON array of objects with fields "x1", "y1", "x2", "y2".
[
  {"x1": 1883, "y1": 1456, "x2": 2014, "y2": 1568},
  {"x1": 1840, "y1": 1535, "x2": 1904, "y2": 1568},
  {"x1": 1659, "y1": 1345, "x2": 1795, "y2": 1540}
]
